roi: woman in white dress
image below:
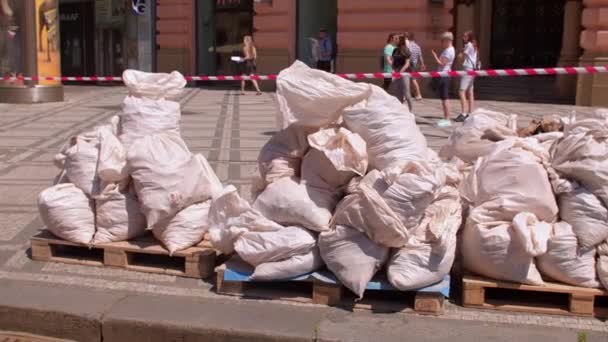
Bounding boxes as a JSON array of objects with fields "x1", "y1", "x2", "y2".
[{"x1": 455, "y1": 31, "x2": 479, "y2": 122}]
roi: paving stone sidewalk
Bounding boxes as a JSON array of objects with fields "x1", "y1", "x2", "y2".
[{"x1": 0, "y1": 86, "x2": 606, "y2": 336}]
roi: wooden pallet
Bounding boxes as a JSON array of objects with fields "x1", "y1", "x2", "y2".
[
  {"x1": 30, "y1": 230, "x2": 218, "y2": 279},
  {"x1": 215, "y1": 258, "x2": 449, "y2": 315},
  {"x1": 462, "y1": 274, "x2": 608, "y2": 317}
]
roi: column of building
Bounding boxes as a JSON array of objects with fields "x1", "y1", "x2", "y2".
[
  {"x1": 155, "y1": 0, "x2": 196, "y2": 74},
  {"x1": 253, "y1": 0, "x2": 296, "y2": 78},
  {"x1": 577, "y1": 0, "x2": 608, "y2": 106},
  {"x1": 558, "y1": 0, "x2": 583, "y2": 99}
]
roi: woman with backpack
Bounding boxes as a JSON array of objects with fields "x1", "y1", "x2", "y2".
[
  {"x1": 389, "y1": 34, "x2": 413, "y2": 111},
  {"x1": 455, "y1": 31, "x2": 479, "y2": 122}
]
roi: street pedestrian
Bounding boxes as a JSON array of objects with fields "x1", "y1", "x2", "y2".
[
  {"x1": 455, "y1": 31, "x2": 479, "y2": 122},
  {"x1": 317, "y1": 29, "x2": 333, "y2": 73},
  {"x1": 431, "y1": 31, "x2": 456, "y2": 128},
  {"x1": 406, "y1": 32, "x2": 425, "y2": 100},
  {"x1": 240, "y1": 35, "x2": 262, "y2": 96},
  {"x1": 382, "y1": 33, "x2": 398, "y2": 90},
  {"x1": 389, "y1": 35, "x2": 413, "y2": 111}
]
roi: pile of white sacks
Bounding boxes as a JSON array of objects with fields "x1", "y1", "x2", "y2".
[
  {"x1": 209, "y1": 61, "x2": 462, "y2": 298},
  {"x1": 38, "y1": 70, "x2": 223, "y2": 254},
  {"x1": 441, "y1": 108, "x2": 608, "y2": 290}
]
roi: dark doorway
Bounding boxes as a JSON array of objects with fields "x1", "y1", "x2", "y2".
[
  {"x1": 197, "y1": 0, "x2": 253, "y2": 76},
  {"x1": 490, "y1": 0, "x2": 565, "y2": 69},
  {"x1": 296, "y1": 0, "x2": 337, "y2": 69},
  {"x1": 59, "y1": 1, "x2": 94, "y2": 77}
]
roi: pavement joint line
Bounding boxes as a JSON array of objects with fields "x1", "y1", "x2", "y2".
[{"x1": 215, "y1": 92, "x2": 235, "y2": 178}]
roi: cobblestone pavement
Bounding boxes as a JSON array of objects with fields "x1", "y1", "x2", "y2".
[{"x1": 0, "y1": 86, "x2": 606, "y2": 333}]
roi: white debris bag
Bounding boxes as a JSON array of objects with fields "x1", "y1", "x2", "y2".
[
  {"x1": 152, "y1": 201, "x2": 212, "y2": 255},
  {"x1": 234, "y1": 226, "x2": 317, "y2": 267},
  {"x1": 38, "y1": 184, "x2": 96, "y2": 244},
  {"x1": 276, "y1": 61, "x2": 372, "y2": 129},
  {"x1": 119, "y1": 96, "x2": 182, "y2": 148},
  {"x1": 536, "y1": 222, "x2": 599, "y2": 288},
  {"x1": 462, "y1": 212, "x2": 551, "y2": 285},
  {"x1": 558, "y1": 185, "x2": 608, "y2": 249},
  {"x1": 257, "y1": 124, "x2": 316, "y2": 187},
  {"x1": 387, "y1": 189, "x2": 462, "y2": 290},
  {"x1": 439, "y1": 109, "x2": 517, "y2": 163},
  {"x1": 122, "y1": 69, "x2": 187, "y2": 100},
  {"x1": 252, "y1": 248, "x2": 324, "y2": 281},
  {"x1": 319, "y1": 225, "x2": 390, "y2": 299},
  {"x1": 253, "y1": 177, "x2": 337, "y2": 232},
  {"x1": 97, "y1": 126, "x2": 128, "y2": 183},
  {"x1": 597, "y1": 241, "x2": 608, "y2": 290},
  {"x1": 342, "y1": 85, "x2": 427, "y2": 170},
  {"x1": 64, "y1": 134, "x2": 100, "y2": 196},
  {"x1": 302, "y1": 127, "x2": 368, "y2": 191},
  {"x1": 92, "y1": 184, "x2": 147, "y2": 244},
  {"x1": 551, "y1": 111, "x2": 608, "y2": 208},
  {"x1": 128, "y1": 132, "x2": 222, "y2": 228},
  {"x1": 209, "y1": 185, "x2": 284, "y2": 254}
]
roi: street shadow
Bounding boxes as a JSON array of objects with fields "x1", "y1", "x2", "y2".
[{"x1": 262, "y1": 131, "x2": 277, "y2": 136}]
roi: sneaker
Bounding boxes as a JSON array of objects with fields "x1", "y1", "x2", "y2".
[
  {"x1": 454, "y1": 113, "x2": 469, "y2": 122},
  {"x1": 415, "y1": 96, "x2": 423, "y2": 101},
  {"x1": 437, "y1": 119, "x2": 452, "y2": 128}
]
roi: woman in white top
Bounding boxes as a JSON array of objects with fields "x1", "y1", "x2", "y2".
[
  {"x1": 456, "y1": 31, "x2": 479, "y2": 122},
  {"x1": 431, "y1": 32, "x2": 456, "y2": 128}
]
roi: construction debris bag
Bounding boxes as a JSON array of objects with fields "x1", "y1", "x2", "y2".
[
  {"x1": 122, "y1": 69, "x2": 187, "y2": 100},
  {"x1": 536, "y1": 222, "x2": 599, "y2": 288},
  {"x1": 38, "y1": 184, "x2": 96, "y2": 244},
  {"x1": 302, "y1": 127, "x2": 368, "y2": 191},
  {"x1": 92, "y1": 184, "x2": 147, "y2": 244},
  {"x1": 152, "y1": 201, "x2": 212, "y2": 255},
  {"x1": 257, "y1": 124, "x2": 316, "y2": 187},
  {"x1": 119, "y1": 96, "x2": 182, "y2": 148},
  {"x1": 387, "y1": 188, "x2": 462, "y2": 290},
  {"x1": 558, "y1": 184, "x2": 608, "y2": 249},
  {"x1": 439, "y1": 109, "x2": 517, "y2": 163},
  {"x1": 550, "y1": 111, "x2": 608, "y2": 208},
  {"x1": 209, "y1": 185, "x2": 284, "y2": 254},
  {"x1": 64, "y1": 134, "x2": 100, "y2": 196},
  {"x1": 319, "y1": 225, "x2": 390, "y2": 299},
  {"x1": 128, "y1": 132, "x2": 222, "y2": 228},
  {"x1": 276, "y1": 61, "x2": 372, "y2": 129},
  {"x1": 462, "y1": 212, "x2": 551, "y2": 285},
  {"x1": 97, "y1": 126, "x2": 128, "y2": 184},
  {"x1": 597, "y1": 241, "x2": 608, "y2": 290},
  {"x1": 253, "y1": 177, "x2": 337, "y2": 232},
  {"x1": 235, "y1": 226, "x2": 317, "y2": 267},
  {"x1": 252, "y1": 248, "x2": 324, "y2": 281},
  {"x1": 342, "y1": 85, "x2": 427, "y2": 170}
]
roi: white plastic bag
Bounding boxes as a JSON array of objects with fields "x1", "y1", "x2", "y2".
[
  {"x1": 558, "y1": 185, "x2": 608, "y2": 248},
  {"x1": 388, "y1": 190, "x2": 462, "y2": 290},
  {"x1": 462, "y1": 212, "x2": 550, "y2": 285},
  {"x1": 234, "y1": 226, "x2": 317, "y2": 267},
  {"x1": 65, "y1": 134, "x2": 100, "y2": 195},
  {"x1": 209, "y1": 185, "x2": 283, "y2": 254},
  {"x1": 122, "y1": 69, "x2": 186, "y2": 99},
  {"x1": 342, "y1": 85, "x2": 427, "y2": 170},
  {"x1": 439, "y1": 109, "x2": 517, "y2": 163},
  {"x1": 38, "y1": 184, "x2": 96, "y2": 244},
  {"x1": 319, "y1": 225, "x2": 389, "y2": 299},
  {"x1": 92, "y1": 184, "x2": 147, "y2": 244},
  {"x1": 597, "y1": 241, "x2": 608, "y2": 290},
  {"x1": 128, "y1": 132, "x2": 222, "y2": 228},
  {"x1": 253, "y1": 177, "x2": 337, "y2": 232},
  {"x1": 97, "y1": 126, "x2": 128, "y2": 183},
  {"x1": 252, "y1": 248, "x2": 324, "y2": 280},
  {"x1": 152, "y1": 201, "x2": 212, "y2": 255},
  {"x1": 257, "y1": 124, "x2": 316, "y2": 187},
  {"x1": 537, "y1": 222, "x2": 599, "y2": 288},
  {"x1": 276, "y1": 61, "x2": 372, "y2": 129},
  {"x1": 119, "y1": 96, "x2": 181, "y2": 148}
]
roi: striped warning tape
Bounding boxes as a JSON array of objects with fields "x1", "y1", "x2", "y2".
[{"x1": 2, "y1": 66, "x2": 607, "y2": 82}]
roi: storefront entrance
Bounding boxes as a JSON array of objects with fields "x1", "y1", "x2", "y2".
[
  {"x1": 296, "y1": 0, "x2": 337, "y2": 68},
  {"x1": 59, "y1": 1, "x2": 94, "y2": 77},
  {"x1": 197, "y1": 0, "x2": 253, "y2": 76}
]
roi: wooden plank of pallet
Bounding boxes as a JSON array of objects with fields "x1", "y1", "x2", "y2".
[
  {"x1": 215, "y1": 259, "x2": 447, "y2": 315},
  {"x1": 462, "y1": 274, "x2": 608, "y2": 317},
  {"x1": 30, "y1": 230, "x2": 217, "y2": 279}
]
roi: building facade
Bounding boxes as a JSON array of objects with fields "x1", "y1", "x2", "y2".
[{"x1": 155, "y1": 0, "x2": 608, "y2": 106}]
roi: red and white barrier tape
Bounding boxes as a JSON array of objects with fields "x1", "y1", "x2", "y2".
[{"x1": 3, "y1": 66, "x2": 607, "y2": 82}]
